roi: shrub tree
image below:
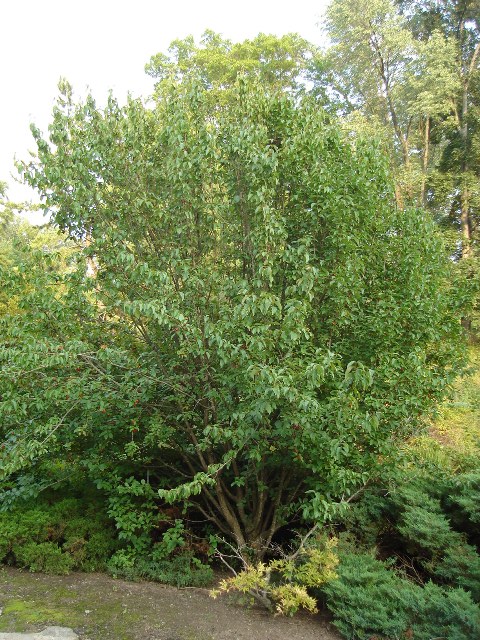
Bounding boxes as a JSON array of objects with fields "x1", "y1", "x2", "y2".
[{"x1": 0, "y1": 78, "x2": 464, "y2": 557}]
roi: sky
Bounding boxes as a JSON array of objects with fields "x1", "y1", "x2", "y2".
[{"x1": 1, "y1": 0, "x2": 328, "y2": 224}]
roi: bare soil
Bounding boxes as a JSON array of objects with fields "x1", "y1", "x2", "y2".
[{"x1": 0, "y1": 568, "x2": 341, "y2": 640}]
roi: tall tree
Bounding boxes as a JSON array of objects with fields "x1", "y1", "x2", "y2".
[
  {"x1": 320, "y1": 0, "x2": 480, "y2": 257},
  {"x1": 145, "y1": 30, "x2": 317, "y2": 102},
  {"x1": 318, "y1": 0, "x2": 418, "y2": 205},
  {"x1": 397, "y1": 0, "x2": 480, "y2": 258},
  {"x1": 317, "y1": 0, "x2": 480, "y2": 335}
]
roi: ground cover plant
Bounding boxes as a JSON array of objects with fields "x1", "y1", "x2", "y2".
[{"x1": 0, "y1": 493, "x2": 118, "y2": 574}]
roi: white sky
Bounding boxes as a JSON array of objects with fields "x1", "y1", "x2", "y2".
[{"x1": 1, "y1": 0, "x2": 328, "y2": 223}]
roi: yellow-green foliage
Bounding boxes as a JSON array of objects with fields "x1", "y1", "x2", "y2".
[
  {"x1": 270, "y1": 584, "x2": 318, "y2": 616},
  {"x1": 409, "y1": 346, "x2": 480, "y2": 465},
  {"x1": 211, "y1": 537, "x2": 338, "y2": 616}
]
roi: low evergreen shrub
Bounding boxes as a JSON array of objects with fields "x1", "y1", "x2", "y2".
[
  {"x1": 323, "y1": 551, "x2": 480, "y2": 640},
  {"x1": 0, "y1": 497, "x2": 118, "y2": 573},
  {"x1": 323, "y1": 552, "x2": 412, "y2": 639},
  {"x1": 15, "y1": 542, "x2": 75, "y2": 575},
  {"x1": 434, "y1": 544, "x2": 480, "y2": 601},
  {"x1": 107, "y1": 548, "x2": 214, "y2": 587}
]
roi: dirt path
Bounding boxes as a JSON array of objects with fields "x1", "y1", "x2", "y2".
[{"x1": 0, "y1": 568, "x2": 341, "y2": 640}]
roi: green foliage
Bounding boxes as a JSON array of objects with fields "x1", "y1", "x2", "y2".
[
  {"x1": 434, "y1": 544, "x2": 480, "y2": 601},
  {"x1": 146, "y1": 30, "x2": 316, "y2": 101},
  {"x1": 107, "y1": 548, "x2": 213, "y2": 588},
  {"x1": 331, "y1": 347, "x2": 480, "y2": 614},
  {"x1": 429, "y1": 347, "x2": 480, "y2": 460},
  {"x1": 0, "y1": 194, "x2": 74, "y2": 319},
  {"x1": 105, "y1": 477, "x2": 160, "y2": 553},
  {"x1": 0, "y1": 497, "x2": 118, "y2": 573},
  {"x1": 5, "y1": 76, "x2": 463, "y2": 554},
  {"x1": 0, "y1": 475, "x2": 212, "y2": 585},
  {"x1": 15, "y1": 542, "x2": 74, "y2": 575},
  {"x1": 393, "y1": 485, "x2": 480, "y2": 600},
  {"x1": 0, "y1": 508, "x2": 51, "y2": 559},
  {"x1": 337, "y1": 465, "x2": 480, "y2": 599},
  {"x1": 408, "y1": 581, "x2": 480, "y2": 640},
  {"x1": 449, "y1": 472, "x2": 480, "y2": 525},
  {"x1": 323, "y1": 552, "x2": 413, "y2": 639},
  {"x1": 319, "y1": 0, "x2": 480, "y2": 299},
  {"x1": 140, "y1": 553, "x2": 213, "y2": 587},
  {"x1": 153, "y1": 519, "x2": 186, "y2": 557},
  {"x1": 396, "y1": 498, "x2": 459, "y2": 557},
  {"x1": 323, "y1": 551, "x2": 480, "y2": 640}
]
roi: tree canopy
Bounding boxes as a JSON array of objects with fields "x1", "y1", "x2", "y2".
[
  {"x1": 145, "y1": 30, "x2": 316, "y2": 98},
  {"x1": 315, "y1": 0, "x2": 480, "y2": 261}
]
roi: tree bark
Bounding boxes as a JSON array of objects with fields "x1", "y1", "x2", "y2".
[{"x1": 420, "y1": 115, "x2": 430, "y2": 208}]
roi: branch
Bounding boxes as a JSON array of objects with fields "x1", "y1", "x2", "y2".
[
  {"x1": 38, "y1": 399, "x2": 82, "y2": 447},
  {"x1": 466, "y1": 41, "x2": 480, "y2": 89}
]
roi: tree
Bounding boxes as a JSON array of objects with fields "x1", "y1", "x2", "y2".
[
  {"x1": 145, "y1": 30, "x2": 316, "y2": 102},
  {"x1": 316, "y1": 0, "x2": 479, "y2": 336},
  {"x1": 319, "y1": 0, "x2": 480, "y2": 256},
  {"x1": 316, "y1": 0, "x2": 419, "y2": 205},
  {"x1": 398, "y1": 0, "x2": 480, "y2": 259},
  {"x1": 0, "y1": 186, "x2": 73, "y2": 316},
  {"x1": 3, "y1": 78, "x2": 463, "y2": 557}
]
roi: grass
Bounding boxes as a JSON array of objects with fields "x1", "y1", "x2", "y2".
[{"x1": 410, "y1": 346, "x2": 480, "y2": 466}]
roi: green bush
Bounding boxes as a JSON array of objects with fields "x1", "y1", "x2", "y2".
[
  {"x1": 105, "y1": 478, "x2": 160, "y2": 554},
  {"x1": 107, "y1": 548, "x2": 214, "y2": 587},
  {"x1": 434, "y1": 544, "x2": 480, "y2": 601},
  {"x1": 105, "y1": 517, "x2": 213, "y2": 588},
  {"x1": 446, "y1": 472, "x2": 480, "y2": 528},
  {"x1": 323, "y1": 551, "x2": 480, "y2": 640},
  {"x1": 334, "y1": 493, "x2": 388, "y2": 549},
  {"x1": 15, "y1": 542, "x2": 74, "y2": 575},
  {"x1": 0, "y1": 496, "x2": 118, "y2": 573},
  {"x1": 397, "y1": 502, "x2": 459, "y2": 559},
  {"x1": 139, "y1": 553, "x2": 214, "y2": 588},
  {"x1": 406, "y1": 581, "x2": 480, "y2": 640},
  {"x1": 323, "y1": 552, "x2": 412, "y2": 639},
  {"x1": 335, "y1": 459, "x2": 480, "y2": 604},
  {"x1": 0, "y1": 508, "x2": 51, "y2": 560}
]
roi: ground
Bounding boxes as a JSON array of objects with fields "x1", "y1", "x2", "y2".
[{"x1": 0, "y1": 568, "x2": 341, "y2": 640}]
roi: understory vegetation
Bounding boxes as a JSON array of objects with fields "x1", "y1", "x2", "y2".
[{"x1": 1, "y1": 351, "x2": 479, "y2": 636}]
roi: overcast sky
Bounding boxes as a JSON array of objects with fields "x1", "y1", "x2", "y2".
[{"x1": 1, "y1": 0, "x2": 328, "y2": 223}]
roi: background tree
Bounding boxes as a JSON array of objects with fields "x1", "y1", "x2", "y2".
[
  {"x1": 317, "y1": 0, "x2": 480, "y2": 331},
  {"x1": 0, "y1": 185, "x2": 73, "y2": 317},
  {"x1": 145, "y1": 30, "x2": 317, "y2": 104},
  {"x1": 396, "y1": 0, "x2": 480, "y2": 259},
  {"x1": 315, "y1": 0, "x2": 419, "y2": 205}
]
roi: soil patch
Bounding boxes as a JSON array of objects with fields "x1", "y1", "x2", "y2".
[{"x1": 0, "y1": 568, "x2": 341, "y2": 640}]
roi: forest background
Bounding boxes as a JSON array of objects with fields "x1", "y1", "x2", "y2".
[{"x1": 1, "y1": 1, "x2": 480, "y2": 638}]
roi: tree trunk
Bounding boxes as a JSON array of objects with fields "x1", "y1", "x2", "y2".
[
  {"x1": 460, "y1": 77, "x2": 471, "y2": 258},
  {"x1": 198, "y1": 465, "x2": 294, "y2": 560},
  {"x1": 420, "y1": 115, "x2": 430, "y2": 208},
  {"x1": 461, "y1": 187, "x2": 472, "y2": 258}
]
